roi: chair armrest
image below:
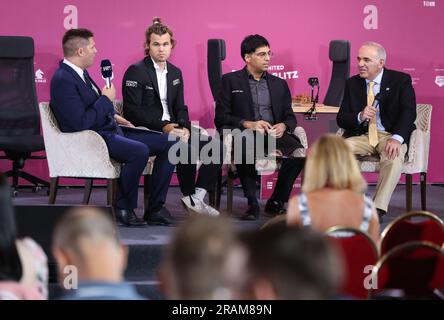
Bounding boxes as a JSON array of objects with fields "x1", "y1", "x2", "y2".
[
  {"x1": 293, "y1": 126, "x2": 308, "y2": 149},
  {"x1": 45, "y1": 130, "x2": 120, "y2": 178},
  {"x1": 403, "y1": 128, "x2": 430, "y2": 174}
]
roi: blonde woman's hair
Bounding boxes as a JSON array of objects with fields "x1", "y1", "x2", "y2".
[{"x1": 302, "y1": 134, "x2": 366, "y2": 193}]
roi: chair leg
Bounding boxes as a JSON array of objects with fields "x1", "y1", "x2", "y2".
[
  {"x1": 17, "y1": 171, "x2": 50, "y2": 187},
  {"x1": 48, "y1": 177, "x2": 59, "y2": 204},
  {"x1": 216, "y1": 168, "x2": 223, "y2": 210},
  {"x1": 420, "y1": 172, "x2": 427, "y2": 211},
  {"x1": 107, "y1": 179, "x2": 118, "y2": 207},
  {"x1": 83, "y1": 179, "x2": 93, "y2": 204},
  {"x1": 144, "y1": 174, "x2": 151, "y2": 211},
  {"x1": 405, "y1": 174, "x2": 412, "y2": 212},
  {"x1": 209, "y1": 190, "x2": 216, "y2": 207},
  {"x1": 227, "y1": 173, "x2": 233, "y2": 214}
]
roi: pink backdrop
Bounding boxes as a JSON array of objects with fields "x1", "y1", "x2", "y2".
[{"x1": 1, "y1": 0, "x2": 443, "y2": 184}]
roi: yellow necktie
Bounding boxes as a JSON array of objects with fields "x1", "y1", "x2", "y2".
[{"x1": 367, "y1": 81, "x2": 378, "y2": 147}]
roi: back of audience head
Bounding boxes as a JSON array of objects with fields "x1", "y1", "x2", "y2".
[
  {"x1": 240, "y1": 224, "x2": 342, "y2": 299},
  {"x1": 52, "y1": 207, "x2": 127, "y2": 285},
  {"x1": 302, "y1": 134, "x2": 366, "y2": 194},
  {"x1": 0, "y1": 173, "x2": 23, "y2": 283},
  {"x1": 160, "y1": 215, "x2": 244, "y2": 299}
]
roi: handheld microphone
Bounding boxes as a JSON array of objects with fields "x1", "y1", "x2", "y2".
[
  {"x1": 177, "y1": 118, "x2": 187, "y2": 129},
  {"x1": 372, "y1": 93, "x2": 381, "y2": 107},
  {"x1": 100, "y1": 59, "x2": 113, "y2": 89},
  {"x1": 365, "y1": 93, "x2": 381, "y2": 123}
]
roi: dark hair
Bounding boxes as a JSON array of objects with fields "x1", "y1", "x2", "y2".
[
  {"x1": 240, "y1": 34, "x2": 270, "y2": 61},
  {"x1": 144, "y1": 17, "x2": 175, "y2": 55},
  {"x1": 62, "y1": 28, "x2": 94, "y2": 57},
  {"x1": 242, "y1": 224, "x2": 341, "y2": 299},
  {"x1": 0, "y1": 173, "x2": 22, "y2": 281}
]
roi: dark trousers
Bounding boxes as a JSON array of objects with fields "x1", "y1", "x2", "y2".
[
  {"x1": 234, "y1": 131, "x2": 304, "y2": 203},
  {"x1": 175, "y1": 129, "x2": 222, "y2": 196},
  {"x1": 102, "y1": 128, "x2": 175, "y2": 212}
]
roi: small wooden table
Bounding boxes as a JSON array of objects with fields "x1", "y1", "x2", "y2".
[{"x1": 292, "y1": 103, "x2": 340, "y2": 146}]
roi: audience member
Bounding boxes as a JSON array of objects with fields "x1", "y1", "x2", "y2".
[
  {"x1": 240, "y1": 224, "x2": 342, "y2": 299},
  {"x1": 0, "y1": 173, "x2": 48, "y2": 300},
  {"x1": 52, "y1": 207, "x2": 144, "y2": 300},
  {"x1": 159, "y1": 215, "x2": 244, "y2": 299},
  {"x1": 287, "y1": 134, "x2": 380, "y2": 245}
]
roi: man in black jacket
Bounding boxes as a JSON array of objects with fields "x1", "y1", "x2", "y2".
[
  {"x1": 215, "y1": 34, "x2": 304, "y2": 220},
  {"x1": 337, "y1": 41, "x2": 416, "y2": 220},
  {"x1": 123, "y1": 18, "x2": 221, "y2": 216}
]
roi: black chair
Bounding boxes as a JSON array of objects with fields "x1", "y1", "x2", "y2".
[
  {"x1": 207, "y1": 39, "x2": 227, "y2": 210},
  {"x1": 0, "y1": 36, "x2": 49, "y2": 196},
  {"x1": 207, "y1": 39, "x2": 226, "y2": 102},
  {"x1": 323, "y1": 40, "x2": 350, "y2": 107}
]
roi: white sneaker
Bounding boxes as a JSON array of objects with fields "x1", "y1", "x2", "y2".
[
  {"x1": 201, "y1": 201, "x2": 220, "y2": 216},
  {"x1": 181, "y1": 195, "x2": 220, "y2": 216}
]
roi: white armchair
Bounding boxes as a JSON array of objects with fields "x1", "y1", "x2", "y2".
[
  {"x1": 337, "y1": 104, "x2": 432, "y2": 211},
  {"x1": 40, "y1": 102, "x2": 153, "y2": 208},
  {"x1": 221, "y1": 126, "x2": 308, "y2": 213},
  {"x1": 39, "y1": 102, "x2": 120, "y2": 205}
]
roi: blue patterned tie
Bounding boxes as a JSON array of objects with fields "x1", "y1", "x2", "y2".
[{"x1": 83, "y1": 70, "x2": 98, "y2": 96}]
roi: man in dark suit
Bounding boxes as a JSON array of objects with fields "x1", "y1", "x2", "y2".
[
  {"x1": 215, "y1": 34, "x2": 304, "y2": 220},
  {"x1": 122, "y1": 18, "x2": 221, "y2": 216},
  {"x1": 337, "y1": 41, "x2": 416, "y2": 220},
  {"x1": 50, "y1": 28, "x2": 177, "y2": 227}
]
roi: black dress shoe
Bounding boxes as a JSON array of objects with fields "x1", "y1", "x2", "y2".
[
  {"x1": 114, "y1": 209, "x2": 147, "y2": 227},
  {"x1": 264, "y1": 198, "x2": 285, "y2": 216},
  {"x1": 144, "y1": 207, "x2": 177, "y2": 226},
  {"x1": 240, "y1": 204, "x2": 260, "y2": 221},
  {"x1": 377, "y1": 208, "x2": 386, "y2": 223}
]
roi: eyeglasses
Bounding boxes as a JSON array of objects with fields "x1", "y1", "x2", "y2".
[{"x1": 254, "y1": 51, "x2": 273, "y2": 58}]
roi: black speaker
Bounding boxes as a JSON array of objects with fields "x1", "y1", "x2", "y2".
[
  {"x1": 14, "y1": 204, "x2": 114, "y2": 282},
  {"x1": 207, "y1": 39, "x2": 226, "y2": 101}
]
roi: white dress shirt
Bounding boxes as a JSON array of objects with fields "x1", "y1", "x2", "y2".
[{"x1": 151, "y1": 57, "x2": 171, "y2": 121}]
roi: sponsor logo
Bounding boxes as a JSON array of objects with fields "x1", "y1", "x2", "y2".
[
  {"x1": 435, "y1": 76, "x2": 444, "y2": 87},
  {"x1": 423, "y1": 1, "x2": 435, "y2": 7},
  {"x1": 35, "y1": 69, "x2": 46, "y2": 83},
  {"x1": 125, "y1": 80, "x2": 138, "y2": 88},
  {"x1": 363, "y1": 5, "x2": 378, "y2": 30},
  {"x1": 63, "y1": 5, "x2": 78, "y2": 30}
]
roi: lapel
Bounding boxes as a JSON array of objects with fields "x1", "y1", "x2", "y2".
[
  {"x1": 144, "y1": 57, "x2": 160, "y2": 98},
  {"x1": 266, "y1": 74, "x2": 278, "y2": 119},
  {"x1": 61, "y1": 62, "x2": 96, "y2": 96},
  {"x1": 240, "y1": 67, "x2": 255, "y2": 116},
  {"x1": 379, "y1": 68, "x2": 391, "y2": 107},
  {"x1": 166, "y1": 62, "x2": 173, "y2": 113},
  {"x1": 357, "y1": 76, "x2": 367, "y2": 109},
  {"x1": 88, "y1": 76, "x2": 102, "y2": 96}
]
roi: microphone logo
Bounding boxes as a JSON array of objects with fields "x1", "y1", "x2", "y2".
[{"x1": 100, "y1": 59, "x2": 113, "y2": 88}]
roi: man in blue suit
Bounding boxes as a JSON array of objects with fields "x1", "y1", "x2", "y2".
[{"x1": 50, "y1": 28, "x2": 176, "y2": 227}]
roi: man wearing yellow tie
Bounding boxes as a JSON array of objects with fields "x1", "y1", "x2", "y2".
[{"x1": 337, "y1": 42, "x2": 416, "y2": 221}]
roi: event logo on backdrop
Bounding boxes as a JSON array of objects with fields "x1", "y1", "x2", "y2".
[
  {"x1": 268, "y1": 65, "x2": 299, "y2": 81},
  {"x1": 35, "y1": 68, "x2": 47, "y2": 84},
  {"x1": 423, "y1": 1, "x2": 436, "y2": 7},
  {"x1": 435, "y1": 76, "x2": 444, "y2": 87},
  {"x1": 403, "y1": 68, "x2": 419, "y2": 85}
]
